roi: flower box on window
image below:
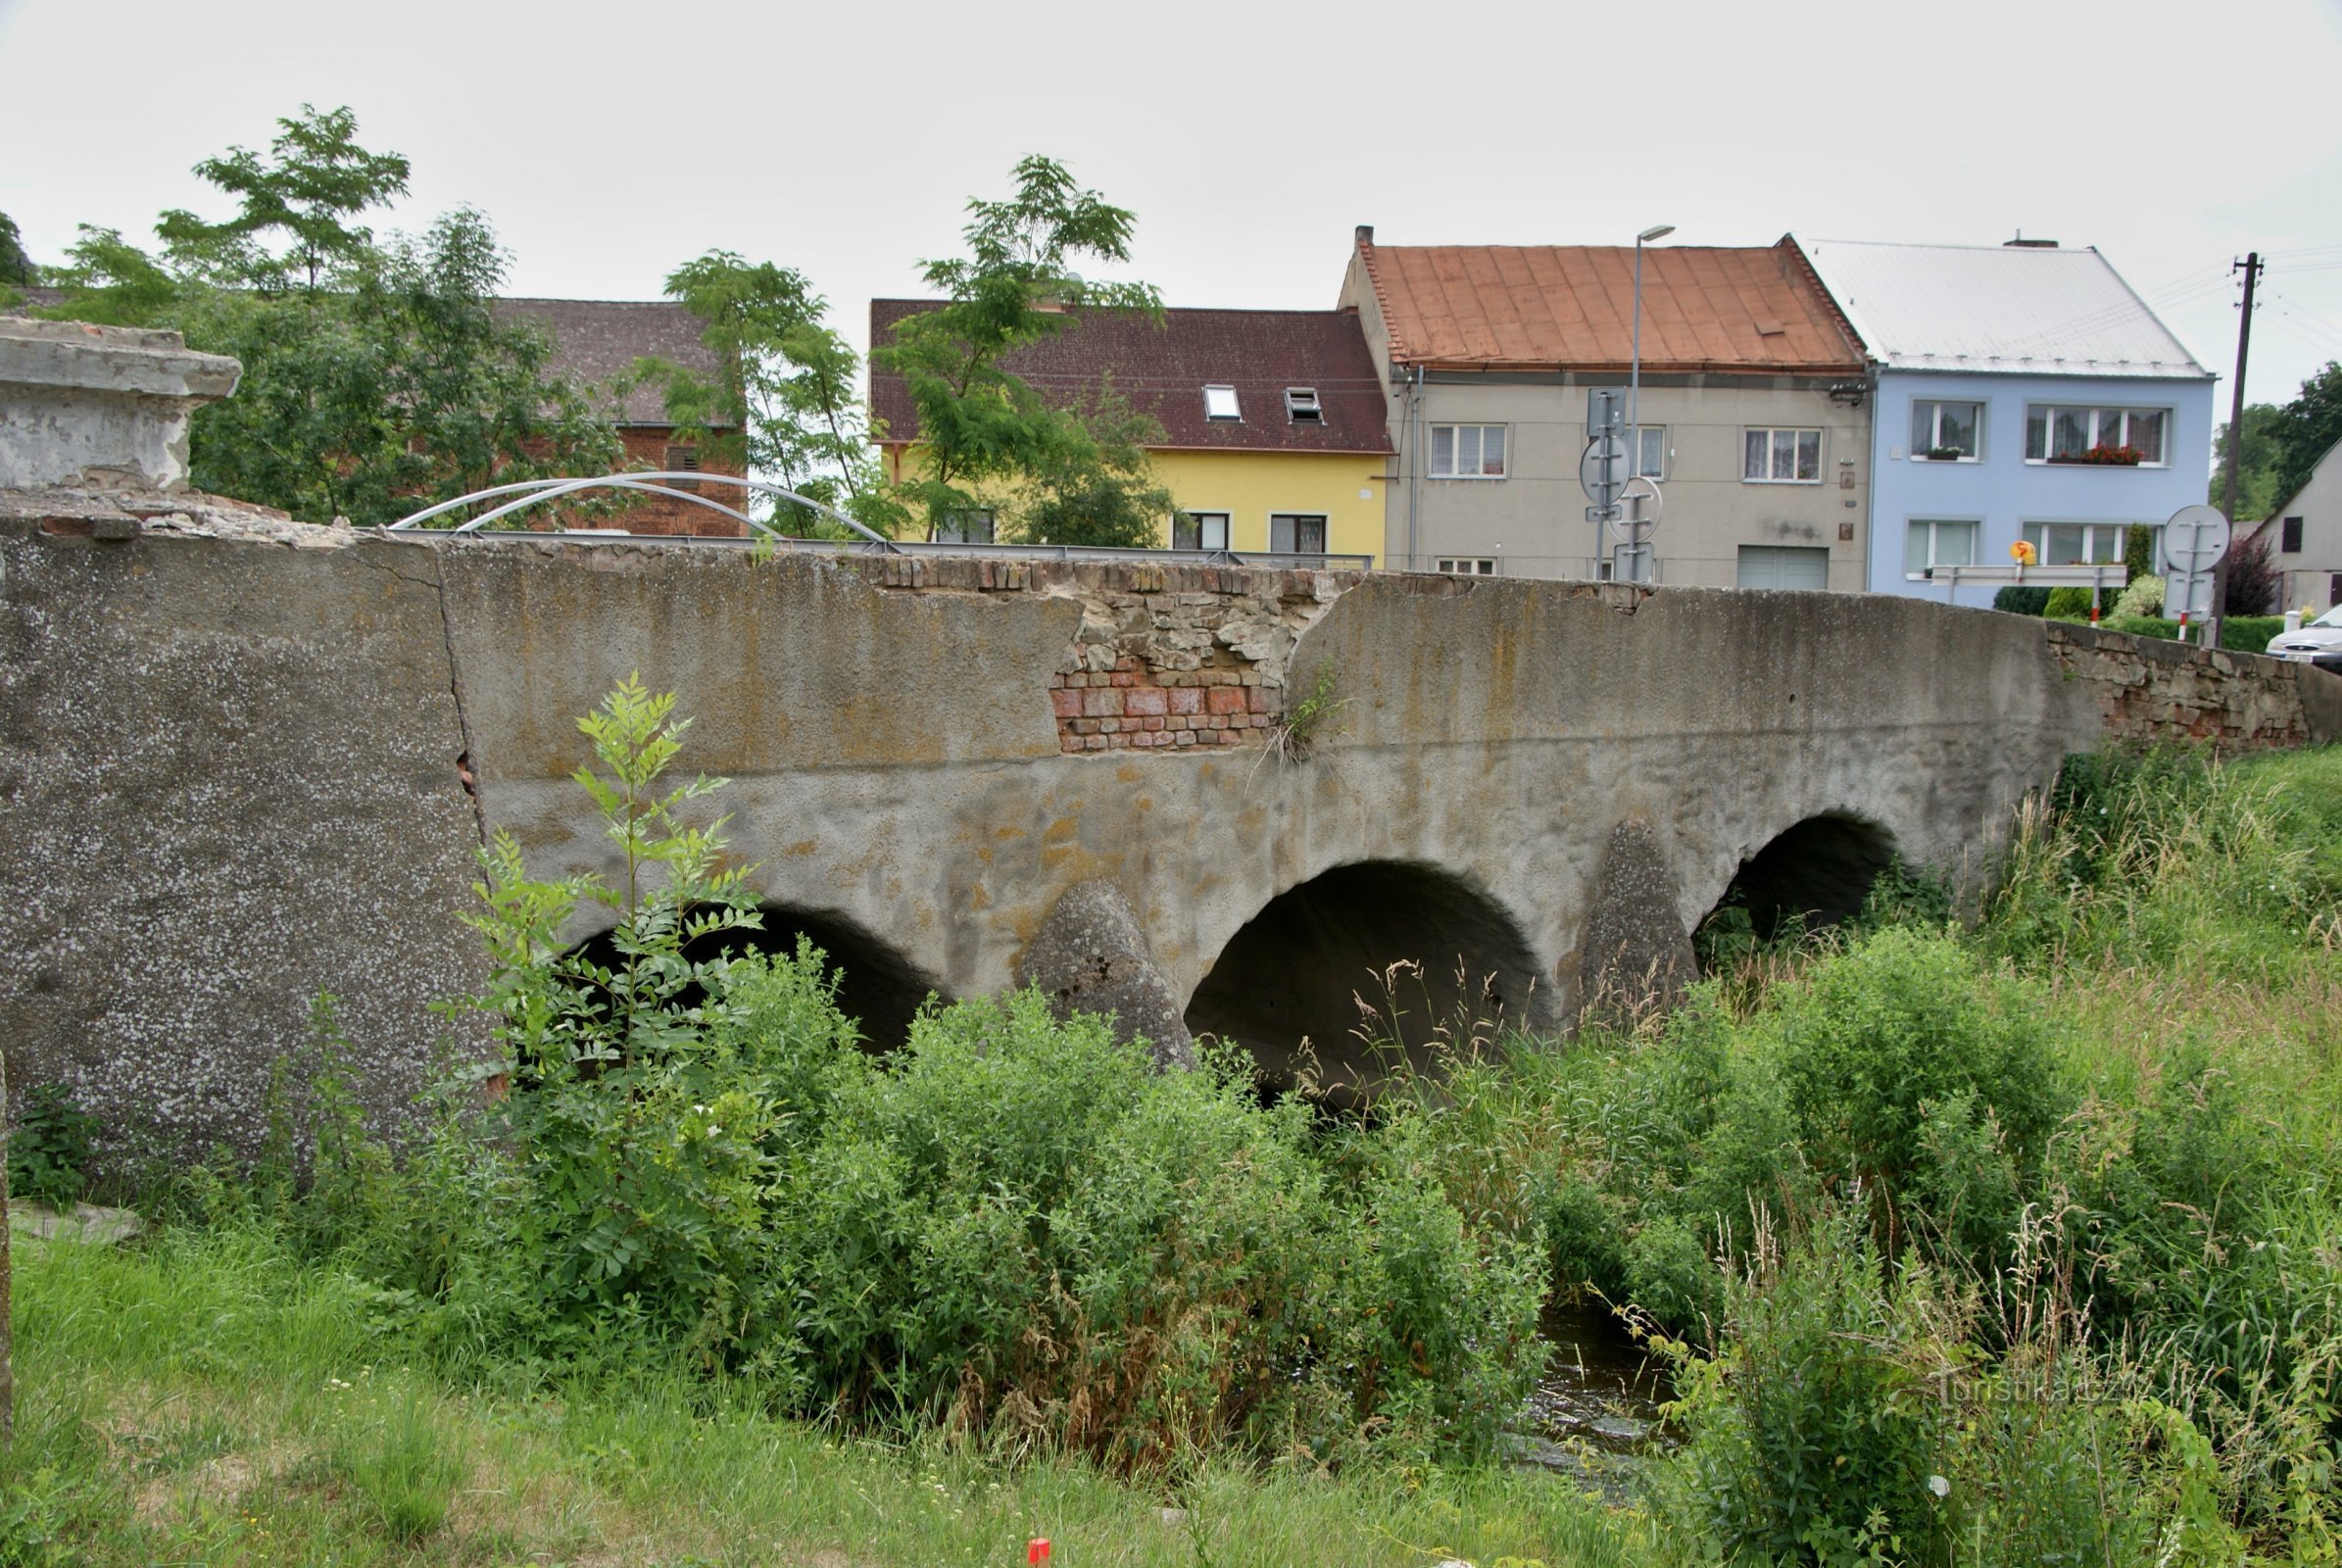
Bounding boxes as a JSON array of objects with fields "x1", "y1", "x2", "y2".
[
  {"x1": 1924, "y1": 447, "x2": 1968, "y2": 462},
  {"x1": 2046, "y1": 444, "x2": 2145, "y2": 467}
]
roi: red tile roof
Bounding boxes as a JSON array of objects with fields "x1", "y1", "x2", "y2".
[
  {"x1": 1357, "y1": 237, "x2": 1866, "y2": 376},
  {"x1": 491, "y1": 298, "x2": 735, "y2": 426},
  {"x1": 868, "y1": 301, "x2": 1392, "y2": 455}
]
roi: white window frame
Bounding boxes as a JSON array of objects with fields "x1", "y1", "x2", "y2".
[
  {"x1": 1429, "y1": 422, "x2": 1508, "y2": 479},
  {"x1": 1173, "y1": 511, "x2": 1231, "y2": 551},
  {"x1": 1435, "y1": 558, "x2": 1497, "y2": 575},
  {"x1": 2023, "y1": 405, "x2": 2171, "y2": 466},
  {"x1": 1631, "y1": 425, "x2": 1666, "y2": 479},
  {"x1": 1284, "y1": 387, "x2": 1323, "y2": 423},
  {"x1": 1903, "y1": 517, "x2": 1979, "y2": 580},
  {"x1": 2020, "y1": 520, "x2": 2147, "y2": 567},
  {"x1": 1202, "y1": 384, "x2": 1242, "y2": 422},
  {"x1": 1742, "y1": 427, "x2": 1825, "y2": 483},
  {"x1": 1909, "y1": 400, "x2": 1983, "y2": 462},
  {"x1": 1268, "y1": 513, "x2": 1329, "y2": 554}
]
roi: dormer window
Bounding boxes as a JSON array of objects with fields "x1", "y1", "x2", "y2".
[
  {"x1": 1285, "y1": 387, "x2": 1323, "y2": 423},
  {"x1": 1202, "y1": 384, "x2": 1242, "y2": 421}
]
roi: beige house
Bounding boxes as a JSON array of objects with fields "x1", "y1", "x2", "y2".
[
  {"x1": 2239, "y1": 436, "x2": 2342, "y2": 614},
  {"x1": 1338, "y1": 229, "x2": 1875, "y2": 587}
]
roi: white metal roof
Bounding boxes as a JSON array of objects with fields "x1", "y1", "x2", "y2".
[{"x1": 1795, "y1": 238, "x2": 2210, "y2": 380}]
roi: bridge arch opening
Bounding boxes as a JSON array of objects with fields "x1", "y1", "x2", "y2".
[
  {"x1": 571, "y1": 903, "x2": 946, "y2": 1053},
  {"x1": 1699, "y1": 812, "x2": 1900, "y2": 961},
  {"x1": 1183, "y1": 860, "x2": 1540, "y2": 1103}
]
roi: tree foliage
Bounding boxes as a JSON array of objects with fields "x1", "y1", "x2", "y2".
[
  {"x1": 2269, "y1": 361, "x2": 2342, "y2": 508},
  {"x1": 155, "y1": 104, "x2": 411, "y2": 293},
  {"x1": 38, "y1": 108, "x2": 620, "y2": 526},
  {"x1": 2210, "y1": 402, "x2": 2283, "y2": 521},
  {"x1": 0, "y1": 211, "x2": 32, "y2": 291},
  {"x1": 870, "y1": 156, "x2": 1171, "y2": 541},
  {"x1": 643, "y1": 251, "x2": 876, "y2": 532}
]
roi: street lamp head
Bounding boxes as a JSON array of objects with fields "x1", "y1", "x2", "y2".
[{"x1": 1637, "y1": 224, "x2": 1676, "y2": 243}]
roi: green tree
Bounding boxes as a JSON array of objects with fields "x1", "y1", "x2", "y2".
[
  {"x1": 171, "y1": 209, "x2": 619, "y2": 525},
  {"x1": 155, "y1": 104, "x2": 411, "y2": 292},
  {"x1": 0, "y1": 211, "x2": 33, "y2": 293},
  {"x1": 40, "y1": 111, "x2": 622, "y2": 527},
  {"x1": 644, "y1": 251, "x2": 876, "y2": 532},
  {"x1": 2268, "y1": 361, "x2": 2342, "y2": 507},
  {"x1": 1014, "y1": 383, "x2": 1181, "y2": 549},
  {"x1": 871, "y1": 156, "x2": 1166, "y2": 540},
  {"x1": 2211, "y1": 402, "x2": 2284, "y2": 519}
]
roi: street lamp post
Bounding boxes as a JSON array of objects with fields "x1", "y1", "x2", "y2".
[{"x1": 1629, "y1": 223, "x2": 1675, "y2": 538}]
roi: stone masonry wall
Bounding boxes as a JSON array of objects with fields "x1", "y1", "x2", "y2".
[{"x1": 2046, "y1": 620, "x2": 2342, "y2": 750}]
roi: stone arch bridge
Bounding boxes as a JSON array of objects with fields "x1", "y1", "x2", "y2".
[{"x1": 4, "y1": 509, "x2": 2335, "y2": 1150}]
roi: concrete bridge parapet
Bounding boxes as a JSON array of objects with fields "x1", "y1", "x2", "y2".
[{"x1": 3, "y1": 505, "x2": 2336, "y2": 1154}]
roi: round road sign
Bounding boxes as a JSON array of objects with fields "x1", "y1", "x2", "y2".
[{"x1": 1610, "y1": 476, "x2": 1663, "y2": 541}]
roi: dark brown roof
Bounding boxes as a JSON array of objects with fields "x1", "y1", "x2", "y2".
[
  {"x1": 1357, "y1": 236, "x2": 1867, "y2": 375},
  {"x1": 867, "y1": 301, "x2": 1392, "y2": 455},
  {"x1": 491, "y1": 298, "x2": 732, "y2": 425}
]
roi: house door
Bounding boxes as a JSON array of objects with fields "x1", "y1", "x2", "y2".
[{"x1": 1736, "y1": 545, "x2": 1830, "y2": 590}]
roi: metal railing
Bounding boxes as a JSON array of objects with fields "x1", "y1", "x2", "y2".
[{"x1": 382, "y1": 475, "x2": 1371, "y2": 570}]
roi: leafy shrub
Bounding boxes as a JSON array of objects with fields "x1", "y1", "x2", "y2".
[
  {"x1": 1660, "y1": 1205, "x2": 1957, "y2": 1565},
  {"x1": 1753, "y1": 929, "x2": 2066, "y2": 1250},
  {"x1": 1990, "y1": 585, "x2": 2051, "y2": 616},
  {"x1": 428, "y1": 677, "x2": 1545, "y2": 1468},
  {"x1": 7, "y1": 1082, "x2": 98, "y2": 1207},
  {"x1": 2111, "y1": 570, "x2": 2163, "y2": 618},
  {"x1": 2042, "y1": 585, "x2": 2095, "y2": 620}
]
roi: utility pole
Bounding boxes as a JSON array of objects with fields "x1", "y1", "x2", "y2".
[{"x1": 2212, "y1": 252, "x2": 2262, "y2": 648}]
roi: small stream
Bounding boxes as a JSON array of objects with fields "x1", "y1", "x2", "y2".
[{"x1": 1503, "y1": 1298, "x2": 1677, "y2": 1494}]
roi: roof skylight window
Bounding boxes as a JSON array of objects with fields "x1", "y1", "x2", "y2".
[
  {"x1": 1285, "y1": 387, "x2": 1324, "y2": 422},
  {"x1": 1203, "y1": 384, "x2": 1242, "y2": 421}
]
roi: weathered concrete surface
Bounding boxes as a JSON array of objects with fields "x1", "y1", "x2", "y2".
[
  {"x1": 1577, "y1": 819, "x2": 1698, "y2": 1020},
  {"x1": 0, "y1": 509, "x2": 483, "y2": 1156},
  {"x1": 1014, "y1": 881, "x2": 1195, "y2": 1069},
  {"x1": 4, "y1": 520, "x2": 2335, "y2": 1152},
  {"x1": 0, "y1": 318, "x2": 240, "y2": 491}
]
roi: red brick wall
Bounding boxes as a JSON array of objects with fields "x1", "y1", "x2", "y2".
[{"x1": 606, "y1": 426, "x2": 750, "y2": 537}]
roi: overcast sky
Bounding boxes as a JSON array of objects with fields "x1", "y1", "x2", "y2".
[{"x1": 7, "y1": 0, "x2": 2342, "y2": 416}]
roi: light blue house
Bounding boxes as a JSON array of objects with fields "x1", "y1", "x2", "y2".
[{"x1": 1796, "y1": 238, "x2": 2215, "y2": 609}]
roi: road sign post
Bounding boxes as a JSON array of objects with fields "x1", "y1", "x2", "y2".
[
  {"x1": 1609, "y1": 476, "x2": 1662, "y2": 583},
  {"x1": 1582, "y1": 388, "x2": 1627, "y2": 576},
  {"x1": 2162, "y1": 504, "x2": 2230, "y2": 646}
]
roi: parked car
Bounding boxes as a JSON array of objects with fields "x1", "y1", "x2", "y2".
[{"x1": 2266, "y1": 606, "x2": 2342, "y2": 662}]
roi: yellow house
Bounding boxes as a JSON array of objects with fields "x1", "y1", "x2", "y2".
[{"x1": 867, "y1": 302, "x2": 1391, "y2": 564}]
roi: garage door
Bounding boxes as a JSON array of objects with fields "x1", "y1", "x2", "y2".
[{"x1": 1736, "y1": 546, "x2": 1830, "y2": 590}]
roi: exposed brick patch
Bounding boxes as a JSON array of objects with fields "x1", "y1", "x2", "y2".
[{"x1": 850, "y1": 558, "x2": 1361, "y2": 755}]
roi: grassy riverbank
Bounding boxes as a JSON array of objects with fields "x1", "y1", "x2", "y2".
[{"x1": 6, "y1": 732, "x2": 2338, "y2": 1565}]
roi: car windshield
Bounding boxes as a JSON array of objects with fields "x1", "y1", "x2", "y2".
[{"x1": 2314, "y1": 607, "x2": 2342, "y2": 629}]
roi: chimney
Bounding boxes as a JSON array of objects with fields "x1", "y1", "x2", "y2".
[{"x1": 1355, "y1": 224, "x2": 1374, "y2": 247}]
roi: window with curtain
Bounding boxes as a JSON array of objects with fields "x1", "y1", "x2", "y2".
[
  {"x1": 1903, "y1": 518, "x2": 1978, "y2": 577},
  {"x1": 1430, "y1": 424, "x2": 1507, "y2": 477},
  {"x1": 1909, "y1": 401, "x2": 1981, "y2": 458},
  {"x1": 2024, "y1": 406, "x2": 2168, "y2": 463},
  {"x1": 1743, "y1": 427, "x2": 1822, "y2": 481}
]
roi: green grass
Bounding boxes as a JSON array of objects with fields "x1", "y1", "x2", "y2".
[
  {"x1": 11, "y1": 744, "x2": 2341, "y2": 1565},
  {"x1": 2, "y1": 1225, "x2": 1636, "y2": 1566}
]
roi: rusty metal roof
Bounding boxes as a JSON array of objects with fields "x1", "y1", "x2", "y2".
[{"x1": 1356, "y1": 236, "x2": 1867, "y2": 375}]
